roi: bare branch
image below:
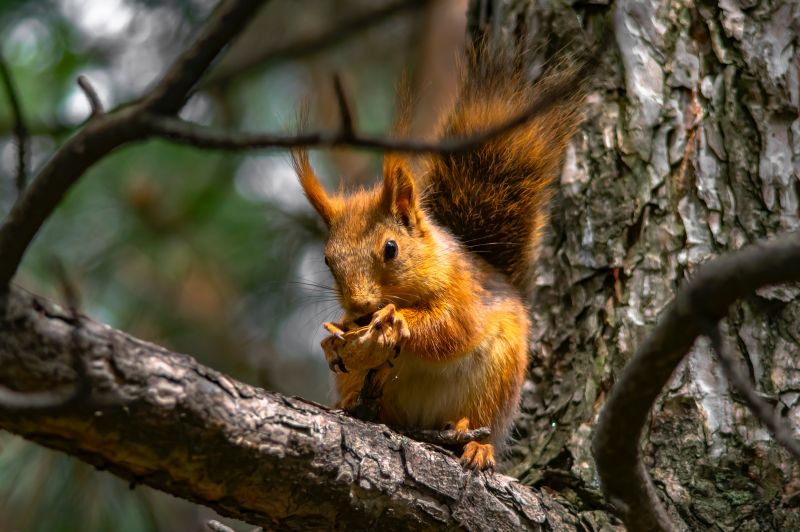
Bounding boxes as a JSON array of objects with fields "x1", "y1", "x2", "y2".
[
  {"x1": 332, "y1": 74, "x2": 355, "y2": 138},
  {"x1": 138, "y1": 64, "x2": 580, "y2": 155},
  {"x1": 201, "y1": 0, "x2": 432, "y2": 88},
  {"x1": 0, "y1": 286, "x2": 574, "y2": 530},
  {"x1": 146, "y1": 36, "x2": 603, "y2": 154},
  {"x1": 706, "y1": 323, "x2": 800, "y2": 461},
  {"x1": 0, "y1": 0, "x2": 268, "y2": 288},
  {"x1": 0, "y1": 109, "x2": 145, "y2": 289},
  {"x1": 397, "y1": 426, "x2": 491, "y2": 446},
  {"x1": 0, "y1": 0, "x2": 601, "y2": 289},
  {"x1": 77, "y1": 75, "x2": 104, "y2": 116},
  {"x1": 592, "y1": 232, "x2": 800, "y2": 532},
  {"x1": 143, "y1": 0, "x2": 272, "y2": 114},
  {"x1": 0, "y1": 57, "x2": 29, "y2": 192}
]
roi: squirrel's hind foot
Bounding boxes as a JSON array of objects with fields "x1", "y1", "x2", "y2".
[
  {"x1": 460, "y1": 441, "x2": 496, "y2": 472},
  {"x1": 447, "y1": 417, "x2": 496, "y2": 472}
]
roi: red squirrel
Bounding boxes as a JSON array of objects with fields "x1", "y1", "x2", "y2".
[{"x1": 293, "y1": 48, "x2": 586, "y2": 470}]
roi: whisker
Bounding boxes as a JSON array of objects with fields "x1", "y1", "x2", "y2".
[
  {"x1": 289, "y1": 280, "x2": 338, "y2": 292},
  {"x1": 309, "y1": 302, "x2": 343, "y2": 323}
]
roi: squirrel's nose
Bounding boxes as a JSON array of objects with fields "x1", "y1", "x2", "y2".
[{"x1": 348, "y1": 298, "x2": 380, "y2": 316}]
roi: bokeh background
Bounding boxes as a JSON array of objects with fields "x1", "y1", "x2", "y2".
[{"x1": 0, "y1": 0, "x2": 467, "y2": 529}]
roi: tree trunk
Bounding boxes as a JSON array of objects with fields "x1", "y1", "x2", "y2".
[{"x1": 492, "y1": 0, "x2": 800, "y2": 529}]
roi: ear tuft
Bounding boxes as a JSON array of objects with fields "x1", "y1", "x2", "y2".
[
  {"x1": 292, "y1": 150, "x2": 337, "y2": 227},
  {"x1": 382, "y1": 154, "x2": 419, "y2": 230}
]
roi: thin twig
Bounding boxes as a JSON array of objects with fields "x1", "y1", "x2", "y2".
[
  {"x1": 201, "y1": 0, "x2": 431, "y2": 88},
  {"x1": 77, "y1": 75, "x2": 104, "y2": 116},
  {"x1": 396, "y1": 426, "x2": 491, "y2": 446},
  {"x1": 0, "y1": 57, "x2": 29, "y2": 192},
  {"x1": 592, "y1": 232, "x2": 800, "y2": 532},
  {"x1": 706, "y1": 323, "x2": 800, "y2": 461},
  {"x1": 147, "y1": 34, "x2": 603, "y2": 155},
  {"x1": 139, "y1": 48, "x2": 588, "y2": 156},
  {"x1": 332, "y1": 74, "x2": 354, "y2": 138}
]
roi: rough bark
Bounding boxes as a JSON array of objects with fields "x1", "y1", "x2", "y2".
[
  {"x1": 492, "y1": 0, "x2": 800, "y2": 530},
  {"x1": 0, "y1": 286, "x2": 581, "y2": 531},
  {"x1": 0, "y1": 0, "x2": 798, "y2": 530}
]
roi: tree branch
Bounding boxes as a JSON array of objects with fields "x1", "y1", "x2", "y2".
[
  {"x1": 0, "y1": 285, "x2": 574, "y2": 530},
  {"x1": 144, "y1": 34, "x2": 603, "y2": 154},
  {"x1": 137, "y1": 53, "x2": 582, "y2": 156},
  {"x1": 142, "y1": 0, "x2": 272, "y2": 114},
  {"x1": 397, "y1": 426, "x2": 491, "y2": 446},
  {"x1": 332, "y1": 74, "x2": 355, "y2": 138},
  {"x1": 0, "y1": 109, "x2": 146, "y2": 287},
  {"x1": 0, "y1": 20, "x2": 601, "y2": 289},
  {"x1": 0, "y1": 0, "x2": 268, "y2": 288},
  {"x1": 592, "y1": 232, "x2": 800, "y2": 532},
  {"x1": 77, "y1": 75, "x2": 105, "y2": 116},
  {"x1": 706, "y1": 323, "x2": 800, "y2": 461}
]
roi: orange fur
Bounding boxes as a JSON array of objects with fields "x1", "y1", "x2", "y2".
[
  {"x1": 292, "y1": 150, "x2": 339, "y2": 226},
  {"x1": 296, "y1": 49, "x2": 585, "y2": 471},
  {"x1": 423, "y1": 51, "x2": 586, "y2": 292}
]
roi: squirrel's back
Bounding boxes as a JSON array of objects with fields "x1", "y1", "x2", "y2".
[{"x1": 421, "y1": 48, "x2": 588, "y2": 293}]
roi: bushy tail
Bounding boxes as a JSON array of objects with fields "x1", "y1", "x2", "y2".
[{"x1": 421, "y1": 47, "x2": 591, "y2": 294}]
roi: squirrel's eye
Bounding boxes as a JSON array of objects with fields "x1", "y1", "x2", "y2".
[{"x1": 383, "y1": 240, "x2": 398, "y2": 261}]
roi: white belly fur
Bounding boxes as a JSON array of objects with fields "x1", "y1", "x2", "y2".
[{"x1": 381, "y1": 338, "x2": 495, "y2": 431}]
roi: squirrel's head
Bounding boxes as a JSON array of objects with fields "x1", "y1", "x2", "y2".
[{"x1": 293, "y1": 151, "x2": 447, "y2": 325}]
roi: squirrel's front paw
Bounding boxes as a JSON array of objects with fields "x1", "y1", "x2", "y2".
[
  {"x1": 321, "y1": 304, "x2": 410, "y2": 373},
  {"x1": 369, "y1": 304, "x2": 411, "y2": 351}
]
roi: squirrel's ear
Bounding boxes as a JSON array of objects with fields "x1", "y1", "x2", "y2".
[
  {"x1": 292, "y1": 150, "x2": 337, "y2": 227},
  {"x1": 382, "y1": 155, "x2": 420, "y2": 229}
]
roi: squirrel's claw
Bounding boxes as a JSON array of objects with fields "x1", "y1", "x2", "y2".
[
  {"x1": 368, "y1": 304, "x2": 410, "y2": 344},
  {"x1": 325, "y1": 352, "x2": 348, "y2": 373},
  {"x1": 455, "y1": 420, "x2": 494, "y2": 471},
  {"x1": 459, "y1": 441, "x2": 496, "y2": 472},
  {"x1": 321, "y1": 331, "x2": 348, "y2": 373},
  {"x1": 323, "y1": 321, "x2": 347, "y2": 340}
]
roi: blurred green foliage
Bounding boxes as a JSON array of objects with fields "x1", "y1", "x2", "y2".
[{"x1": 0, "y1": 0, "x2": 425, "y2": 529}]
